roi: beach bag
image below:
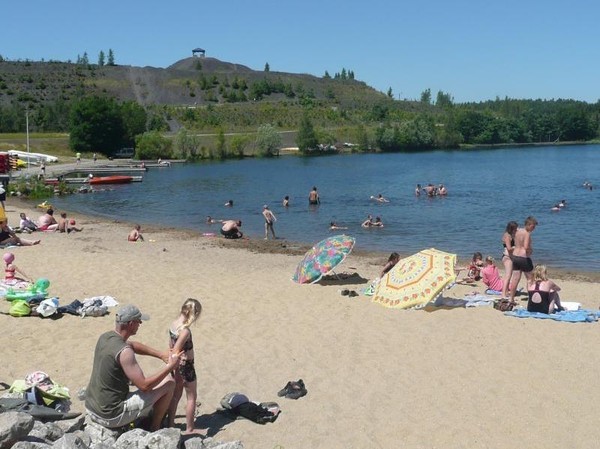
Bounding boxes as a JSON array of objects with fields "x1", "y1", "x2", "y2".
[
  {"x1": 9, "y1": 300, "x2": 31, "y2": 317},
  {"x1": 494, "y1": 298, "x2": 515, "y2": 312},
  {"x1": 36, "y1": 298, "x2": 59, "y2": 317},
  {"x1": 220, "y1": 392, "x2": 250, "y2": 410}
]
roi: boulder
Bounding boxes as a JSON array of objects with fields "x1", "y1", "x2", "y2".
[
  {"x1": 0, "y1": 411, "x2": 35, "y2": 449},
  {"x1": 114, "y1": 428, "x2": 150, "y2": 449},
  {"x1": 51, "y1": 433, "x2": 89, "y2": 449},
  {"x1": 184, "y1": 437, "x2": 244, "y2": 449},
  {"x1": 28, "y1": 421, "x2": 64, "y2": 442},
  {"x1": 143, "y1": 427, "x2": 182, "y2": 449}
]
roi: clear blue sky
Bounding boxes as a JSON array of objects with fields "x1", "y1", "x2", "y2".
[{"x1": 3, "y1": 0, "x2": 599, "y2": 103}]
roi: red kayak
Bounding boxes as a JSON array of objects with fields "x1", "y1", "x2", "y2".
[{"x1": 89, "y1": 175, "x2": 133, "y2": 185}]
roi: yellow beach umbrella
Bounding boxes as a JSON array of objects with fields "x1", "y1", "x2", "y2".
[{"x1": 372, "y1": 248, "x2": 457, "y2": 309}]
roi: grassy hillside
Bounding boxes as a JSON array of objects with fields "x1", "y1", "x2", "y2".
[{"x1": 0, "y1": 57, "x2": 389, "y2": 110}]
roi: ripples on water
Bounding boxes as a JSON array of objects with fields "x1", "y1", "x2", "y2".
[{"x1": 52, "y1": 145, "x2": 600, "y2": 271}]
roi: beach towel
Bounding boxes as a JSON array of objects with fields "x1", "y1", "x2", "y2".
[
  {"x1": 505, "y1": 308, "x2": 600, "y2": 323},
  {"x1": 432, "y1": 294, "x2": 496, "y2": 308}
]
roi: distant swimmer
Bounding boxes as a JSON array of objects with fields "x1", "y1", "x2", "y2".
[
  {"x1": 415, "y1": 184, "x2": 422, "y2": 196},
  {"x1": 308, "y1": 186, "x2": 320, "y2": 205},
  {"x1": 558, "y1": 199, "x2": 566, "y2": 208},
  {"x1": 551, "y1": 204, "x2": 560, "y2": 212},
  {"x1": 372, "y1": 216, "x2": 384, "y2": 227},
  {"x1": 438, "y1": 184, "x2": 448, "y2": 196},
  {"x1": 224, "y1": 200, "x2": 233, "y2": 207},
  {"x1": 283, "y1": 195, "x2": 290, "y2": 207},
  {"x1": 424, "y1": 184, "x2": 436, "y2": 197},
  {"x1": 361, "y1": 215, "x2": 374, "y2": 228},
  {"x1": 370, "y1": 194, "x2": 390, "y2": 203},
  {"x1": 330, "y1": 221, "x2": 348, "y2": 230},
  {"x1": 583, "y1": 181, "x2": 593, "y2": 190},
  {"x1": 206, "y1": 216, "x2": 221, "y2": 224}
]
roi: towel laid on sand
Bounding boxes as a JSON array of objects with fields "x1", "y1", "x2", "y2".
[{"x1": 505, "y1": 308, "x2": 600, "y2": 323}]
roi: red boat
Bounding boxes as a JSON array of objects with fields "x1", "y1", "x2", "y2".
[{"x1": 89, "y1": 175, "x2": 133, "y2": 185}]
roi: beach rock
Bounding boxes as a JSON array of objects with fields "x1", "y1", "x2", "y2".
[
  {"x1": 184, "y1": 437, "x2": 244, "y2": 449},
  {"x1": 11, "y1": 442, "x2": 50, "y2": 448},
  {"x1": 28, "y1": 420, "x2": 64, "y2": 442},
  {"x1": 114, "y1": 428, "x2": 149, "y2": 448},
  {"x1": 51, "y1": 433, "x2": 89, "y2": 448},
  {"x1": 0, "y1": 411, "x2": 35, "y2": 449},
  {"x1": 55, "y1": 414, "x2": 85, "y2": 433},
  {"x1": 82, "y1": 416, "x2": 120, "y2": 448},
  {"x1": 143, "y1": 427, "x2": 181, "y2": 449}
]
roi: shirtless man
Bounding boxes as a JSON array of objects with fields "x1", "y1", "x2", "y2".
[
  {"x1": 509, "y1": 216, "x2": 538, "y2": 304},
  {"x1": 308, "y1": 187, "x2": 320, "y2": 205},
  {"x1": 37, "y1": 208, "x2": 59, "y2": 231},
  {"x1": 221, "y1": 220, "x2": 243, "y2": 239},
  {"x1": 262, "y1": 205, "x2": 277, "y2": 240}
]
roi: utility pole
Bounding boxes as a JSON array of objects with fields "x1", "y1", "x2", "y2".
[{"x1": 26, "y1": 110, "x2": 30, "y2": 170}]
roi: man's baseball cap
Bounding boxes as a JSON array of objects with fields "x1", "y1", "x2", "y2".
[{"x1": 115, "y1": 305, "x2": 149, "y2": 323}]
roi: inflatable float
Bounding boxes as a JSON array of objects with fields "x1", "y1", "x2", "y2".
[{"x1": 4, "y1": 278, "x2": 50, "y2": 302}]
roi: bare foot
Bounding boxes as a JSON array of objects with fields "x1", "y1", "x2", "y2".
[
  {"x1": 33, "y1": 240, "x2": 41, "y2": 245},
  {"x1": 184, "y1": 428, "x2": 207, "y2": 436}
]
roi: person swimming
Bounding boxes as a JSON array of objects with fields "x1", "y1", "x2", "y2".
[{"x1": 370, "y1": 194, "x2": 389, "y2": 203}]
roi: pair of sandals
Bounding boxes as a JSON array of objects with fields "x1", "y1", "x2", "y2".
[{"x1": 340, "y1": 289, "x2": 359, "y2": 297}]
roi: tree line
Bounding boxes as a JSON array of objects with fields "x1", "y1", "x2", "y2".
[{"x1": 1, "y1": 89, "x2": 599, "y2": 159}]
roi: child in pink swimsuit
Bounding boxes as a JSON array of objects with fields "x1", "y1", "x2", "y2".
[{"x1": 482, "y1": 256, "x2": 504, "y2": 292}]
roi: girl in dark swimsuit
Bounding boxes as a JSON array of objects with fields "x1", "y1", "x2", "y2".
[
  {"x1": 527, "y1": 265, "x2": 564, "y2": 314},
  {"x1": 166, "y1": 298, "x2": 206, "y2": 435},
  {"x1": 501, "y1": 221, "x2": 518, "y2": 299}
]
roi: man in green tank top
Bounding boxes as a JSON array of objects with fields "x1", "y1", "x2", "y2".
[{"x1": 85, "y1": 305, "x2": 181, "y2": 431}]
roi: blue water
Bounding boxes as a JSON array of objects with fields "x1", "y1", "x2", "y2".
[{"x1": 51, "y1": 144, "x2": 600, "y2": 271}]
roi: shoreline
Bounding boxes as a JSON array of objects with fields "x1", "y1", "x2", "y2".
[
  {"x1": 12, "y1": 196, "x2": 600, "y2": 283},
  {"x1": 3, "y1": 196, "x2": 600, "y2": 449}
]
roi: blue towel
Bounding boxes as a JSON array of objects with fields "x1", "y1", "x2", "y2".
[
  {"x1": 505, "y1": 308, "x2": 600, "y2": 323},
  {"x1": 485, "y1": 289, "x2": 502, "y2": 295}
]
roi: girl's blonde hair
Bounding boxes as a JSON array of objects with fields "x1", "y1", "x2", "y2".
[
  {"x1": 180, "y1": 298, "x2": 202, "y2": 328},
  {"x1": 485, "y1": 255, "x2": 494, "y2": 264},
  {"x1": 532, "y1": 265, "x2": 548, "y2": 282}
]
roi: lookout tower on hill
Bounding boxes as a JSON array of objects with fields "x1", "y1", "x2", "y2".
[{"x1": 192, "y1": 48, "x2": 205, "y2": 58}]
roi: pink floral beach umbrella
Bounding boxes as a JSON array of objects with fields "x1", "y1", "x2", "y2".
[{"x1": 292, "y1": 235, "x2": 356, "y2": 284}]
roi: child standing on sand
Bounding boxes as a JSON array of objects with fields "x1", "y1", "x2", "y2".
[{"x1": 167, "y1": 298, "x2": 206, "y2": 435}]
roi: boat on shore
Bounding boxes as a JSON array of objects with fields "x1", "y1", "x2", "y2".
[{"x1": 89, "y1": 175, "x2": 133, "y2": 185}]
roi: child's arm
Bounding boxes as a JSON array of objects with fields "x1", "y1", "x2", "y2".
[{"x1": 14, "y1": 265, "x2": 32, "y2": 282}]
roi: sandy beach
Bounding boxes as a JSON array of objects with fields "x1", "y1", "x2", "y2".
[{"x1": 1, "y1": 198, "x2": 600, "y2": 449}]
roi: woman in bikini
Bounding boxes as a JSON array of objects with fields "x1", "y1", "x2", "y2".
[
  {"x1": 166, "y1": 298, "x2": 206, "y2": 435},
  {"x1": 501, "y1": 221, "x2": 518, "y2": 298},
  {"x1": 527, "y1": 265, "x2": 564, "y2": 314}
]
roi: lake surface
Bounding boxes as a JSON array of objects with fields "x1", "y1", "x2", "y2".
[{"x1": 52, "y1": 144, "x2": 600, "y2": 271}]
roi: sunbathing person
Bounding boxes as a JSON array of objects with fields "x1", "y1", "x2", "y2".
[
  {"x1": 18, "y1": 212, "x2": 38, "y2": 233},
  {"x1": 481, "y1": 256, "x2": 503, "y2": 292},
  {"x1": 527, "y1": 264, "x2": 564, "y2": 314},
  {"x1": 380, "y1": 252, "x2": 400, "y2": 278},
  {"x1": 58, "y1": 212, "x2": 83, "y2": 233},
  {"x1": 0, "y1": 221, "x2": 40, "y2": 246},
  {"x1": 37, "y1": 208, "x2": 59, "y2": 231}
]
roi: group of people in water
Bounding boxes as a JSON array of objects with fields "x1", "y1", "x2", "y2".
[{"x1": 415, "y1": 183, "x2": 448, "y2": 197}]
